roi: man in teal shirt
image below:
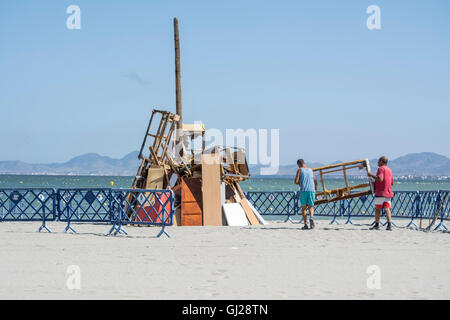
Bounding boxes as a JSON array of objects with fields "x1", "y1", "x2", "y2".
[{"x1": 294, "y1": 159, "x2": 318, "y2": 229}]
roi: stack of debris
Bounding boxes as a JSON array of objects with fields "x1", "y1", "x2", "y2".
[{"x1": 129, "y1": 109, "x2": 266, "y2": 227}]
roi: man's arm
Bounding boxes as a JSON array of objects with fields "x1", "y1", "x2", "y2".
[
  {"x1": 294, "y1": 169, "x2": 301, "y2": 185},
  {"x1": 314, "y1": 175, "x2": 318, "y2": 192},
  {"x1": 368, "y1": 171, "x2": 383, "y2": 182}
]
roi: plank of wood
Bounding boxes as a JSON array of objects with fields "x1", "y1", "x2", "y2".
[
  {"x1": 426, "y1": 193, "x2": 448, "y2": 232},
  {"x1": 240, "y1": 198, "x2": 260, "y2": 225},
  {"x1": 247, "y1": 201, "x2": 268, "y2": 225},
  {"x1": 313, "y1": 159, "x2": 368, "y2": 171},
  {"x1": 234, "y1": 182, "x2": 259, "y2": 225},
  {"x1": 201, "y1": 154, "x2": 223, "y2": 226},
  {"x1": 231, "y1": 183, "x2": 242, "y2": 202}
]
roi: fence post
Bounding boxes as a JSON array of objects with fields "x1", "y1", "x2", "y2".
[
  {"x1": 114, "y1": 201, "x2": 127, "y2": 236},
  {"x1": 63, "y1": 201, "x2": 77, "y2": 233},
  {"x1": 37, "y1": 190, "x2": 54, "y2": 233},
  {"x1": 107, "y1": 189, "x2": 116, "y2": 235},
  {"x1": 407, "y1": 191, "x2": 420, "y2": 228},
  {"x1": 38, "y1": 202, "x2": 51, "y2": 233},
  {"x1": 433, "y1": 191, "x2": 448, "y2": 231},
  {"x1": 156, "y1": 190, "x2": 173, "y2": 238},
  {"x1": 109, "y1": 191, "x2": 127, "y2": 236},
  {"x1": 330, "y1": 201, "x2": 340, "y2": 224},
  {"x1": 345, "y1": 198, "x2": 354, "y2": 224},
  {"x1": 284, "y1": 191, "x2": 296, "y2": 223}
]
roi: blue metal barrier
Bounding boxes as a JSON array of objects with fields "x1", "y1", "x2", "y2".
[
  {"x1": 0, "y1": 187, "x2": 447, "y2": 233},
  {"x1": 245, "y1": 190, "x2": 450, "y2": 227},
  {"x1": 57, "y1": 188, "x2": 112, "y2": 233},
  {"x1": 0, "y1": 188, "x2": 56, "y2": 232},
  {"x1": 245, "y1": 191, "x2": 297, "y2": 222},
  {"x1": 109, "y1": 189, "x2": 175, "y2": 238},
  {"x1": 419, "y1": 191, "x2": 441, "y2": 219},
  {"x1": 0, "y1": 188, "x2": 175, "y2": 237},
  {"x1": 430, "y1": 190, "x2": 449, "y2": 231}
]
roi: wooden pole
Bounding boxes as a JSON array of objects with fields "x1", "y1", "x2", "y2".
[{"x1": 174, "y1": 17, "x2": 182, "y2": 129}]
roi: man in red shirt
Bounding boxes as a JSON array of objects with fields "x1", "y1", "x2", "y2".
[{"x1": 368, "y1": 156, "x2": 394, "y2": 230}]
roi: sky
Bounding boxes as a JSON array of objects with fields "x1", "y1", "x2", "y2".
[{"x1": 0, "y1": 0, "x2": 449, "y2": 165}]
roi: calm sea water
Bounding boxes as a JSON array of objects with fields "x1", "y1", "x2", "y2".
[{"x1": 0, "y1": 175, "x2": 449, "y2": 192}]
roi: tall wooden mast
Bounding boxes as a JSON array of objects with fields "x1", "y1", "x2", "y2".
[{"x1": 174, "y1": 17, "x2": 182, "y2": 128}]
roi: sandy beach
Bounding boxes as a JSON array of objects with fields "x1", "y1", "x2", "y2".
[{"x1": 0, "y1": 218, "x2": 449, "y2": 300}]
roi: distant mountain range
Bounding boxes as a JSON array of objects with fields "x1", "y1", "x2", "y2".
[
  {"x1": 0, "y1": 151, "x2": 141, "y2": 176},
  {"x1": 0, "y1": 152, "x2": 449, "y2": 177},
  {"x1": 250, "y1": 152, "x2": 450, "y2": 177}
]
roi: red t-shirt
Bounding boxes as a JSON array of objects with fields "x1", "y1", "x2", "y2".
[{"x1": 374, "y1": 166, "x2": 394, "y2": 198}]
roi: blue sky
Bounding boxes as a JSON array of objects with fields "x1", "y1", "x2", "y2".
[{"x1": 1, "y1": 0, "x2": 449, "y2": 165}]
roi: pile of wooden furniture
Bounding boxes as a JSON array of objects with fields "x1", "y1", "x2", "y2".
[
  {"x1": 129, "y1": 109, "x2": 266, "y2": 226},
  {"x1": 313, "y1": 159, "x2": 374, "y2": 205}
]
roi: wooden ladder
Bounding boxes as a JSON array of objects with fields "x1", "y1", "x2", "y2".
[{"x1": 131, "y1": 110, "x2": 180, "y2": 189}]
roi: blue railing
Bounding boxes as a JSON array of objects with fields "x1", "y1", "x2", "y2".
[
  {"x1": 246, "y1": 190, "x2": 449, "y2": 231},
  {"x1": 0, "y1": 188, "x2": 448, "y2": 233},
  {"x1": 0, "y1": 188, "x2": 56, "y2": 232},
  {"x1": 57, "y1": 188, "x2": 113, "y2": 233},
  {"x1": 109, "y1": 189, "x2": 174, "y2": 238},
  {"x1": 245, "y1": 191, "x2": 297, "y2": 215},
  {"x1": 0, "y1": 188, "x2": 175, "y2": 237}
]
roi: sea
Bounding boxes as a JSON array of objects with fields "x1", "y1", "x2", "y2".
[{"x1": 0, "y1": 175, "x2": 449, "y2": 192}]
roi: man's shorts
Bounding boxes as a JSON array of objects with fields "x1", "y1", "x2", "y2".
[
  {"x1": 374, "y1": 197, "x2": 392, "y2": 210},
  {"x1": 299, "y1": 191, "x2": 315, "y2": 207}
]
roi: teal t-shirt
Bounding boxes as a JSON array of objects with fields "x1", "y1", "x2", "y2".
[{"x1": 299, "y1": 168, "x2": 315, "y2": 192}]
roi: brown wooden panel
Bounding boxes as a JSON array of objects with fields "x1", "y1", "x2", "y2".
[
  {"x1": 181, "y1": 177, "x2": 203, "y2": 226},
  {"x1": 181, "y1": 201, "x2": 202, "y2": 214},
  {"x1": 181, "y1": 213, "x2": 202, "y2": 226},
  {"x1": 181, "y1": 177, "x2": 202, "y2": 202},
  {"x1": 201, "y1": 154, "x2": 223, "y2": 226}
]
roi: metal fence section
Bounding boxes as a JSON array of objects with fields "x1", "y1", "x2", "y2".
[
  {"x1": 109, "y1": 189, "x2": 175, "y2": 238},
  {"x1": 57, "y1": 188, "x2": 112, "y2": 233},
  {"x1": 427, "y1": 190, "x2": 449, "y2": 231},
  {"x1": 313, "y1": 201, "x2": 342, "y2": 224},
  {"x1": 245, "y1": 191, "x2": 297, "y2": 222},
  {"x1": 0, "y1": 188, "x2": 56, "y2": 232},
  {"x1": 246, "y1": 190, "x2": 450, "y2": 227},
  {"x1": 0, "y1": 188, "x2": 447, "y2": 233}
]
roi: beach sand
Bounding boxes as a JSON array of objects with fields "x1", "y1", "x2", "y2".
[{"x1": 0, "y1": 219, "x2": 449, "y2": 299}]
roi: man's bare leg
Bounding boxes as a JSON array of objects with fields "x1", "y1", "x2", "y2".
[
  {"x1": 384, "y1": 207, "x2": 391, "y2": 222},
  {"x1": 375, "y1": 208, "x2": 381, "y2": 223},
  {"x1": 309, "y1": 206, "x2": 315, "y2": 229},
  {"x1": 385, "y1": 207, "x2": 392, "y2": 230},
  {"x1": 302, "y1": 206, "x2": 308, "y2": 229},
  {"x1": 371, "y1": 208, "x2": 382, "y2": 230}
]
